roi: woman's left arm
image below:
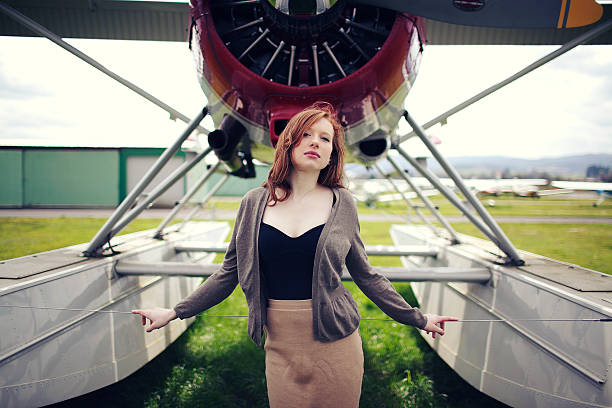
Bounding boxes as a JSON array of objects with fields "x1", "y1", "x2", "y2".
[
  {"x1": 344, "y1": 206, "x2": 456, "y2": 336},
  {"x1": 345, "y1": 219, "x2": 426, "y2": 329}
]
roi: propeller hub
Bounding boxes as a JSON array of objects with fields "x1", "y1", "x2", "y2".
[
  {"x1": 261, "y1": 0, "x2": 346, "y2": 40},
  {"x1": 268, "y1": 0, "x2": 340, "y2": 16}
]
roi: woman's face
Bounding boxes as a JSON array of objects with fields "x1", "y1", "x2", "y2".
[{"x1": 290, "y1": 117, "x2": 334, "y2": 173}]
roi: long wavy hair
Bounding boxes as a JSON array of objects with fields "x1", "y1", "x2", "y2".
[{"x1": 263, "y1": 102, "x2": 346, "y2": 205}]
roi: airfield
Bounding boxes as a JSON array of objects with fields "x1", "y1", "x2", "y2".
[
  {"x1": 0, "y1": 190, "x2": 607, "y2": 222},
  {"x1": 0, "y1": 188, "x2": 610, "y2": 407},
  {"x1": 2, "y1": 190, "x2": 610, "y2": 270},
  {"x1": 1, "y1": 0, "x2": 611, "y2": 405}
]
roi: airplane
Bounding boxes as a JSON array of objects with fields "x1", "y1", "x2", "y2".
[
  {"x1": 552, "y1": 180, "x2": 612, "y2": 205},
  {"x1": 348, "y1": 155, "x2": 577, "y2": 201},
  {"x1": 593, "y1": 189, "x2": 612, "y2": 206},
  {"x1": 1, "y1": 1, "x2": 611, "y2": 407}
]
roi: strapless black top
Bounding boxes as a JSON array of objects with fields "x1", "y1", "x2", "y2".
[{"x1": 258, "y1": 222, "x2": 324, "y2": 300}]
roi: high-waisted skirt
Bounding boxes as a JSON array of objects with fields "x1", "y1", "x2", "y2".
[{"x1": 264, "y1": 299, "x2": 364, "y2": 408}]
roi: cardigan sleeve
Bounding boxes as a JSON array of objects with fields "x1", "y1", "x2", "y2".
[
  {"x1": 344, "y1": 202, "x2": 427, "y2": 330},
  {"x1": 173, "y1": 198, "x2": 242, "y2": 319}
]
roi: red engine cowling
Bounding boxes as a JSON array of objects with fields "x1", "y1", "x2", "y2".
[{"x1": 189, "y1": 0, "x2": 424, "y2": 171}]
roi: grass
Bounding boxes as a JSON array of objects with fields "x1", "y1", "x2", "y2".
[
  {"x1": 357, "y1": 194, "x2": 612, "y2": 218},
  {"x1": 3, "y1": 210, "x2": 608, "y2": 407},
  {"x1": 0, "y1": 218, "x2": 169, "y2": 260},
  {"x1": 363, "y1": 220, "x2": 611, "y2": 274},
  {"x1": 2, "y1": 216, "x2": 507, "y2": 408},
  {"x1": 36, "y1": 219, "x2": 503, "y2": 408},
  {"x1": 450, "y1": 222, "x2": 612, "y2": 274},
  {"x1": 51, "y1": 282, "x2": 496, "y2": 408}
]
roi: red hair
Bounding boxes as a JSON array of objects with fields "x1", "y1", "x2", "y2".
[{"x1": 263, "y1": 102, "x2": 345, "y2": 205}]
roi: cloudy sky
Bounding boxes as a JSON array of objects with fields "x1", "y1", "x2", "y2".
[{"x1": 0, "y1": 32, "x2": 610, "y2": 159}]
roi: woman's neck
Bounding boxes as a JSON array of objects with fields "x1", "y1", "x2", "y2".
[{"x1": 288, "y1": 170, "x2": 320, "y2": 201}]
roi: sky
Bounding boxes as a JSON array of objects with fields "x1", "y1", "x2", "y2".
[{"x1": 0, "y1": 31, "x2": 611, "y2": 159}]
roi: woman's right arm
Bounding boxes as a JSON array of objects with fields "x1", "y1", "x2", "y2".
[
  {"x1": 132, "y1": 198, "x2": 245, "y2": 331},
  {"x1": 172, "y1": 217, "x2": 240, "y2": 319}
]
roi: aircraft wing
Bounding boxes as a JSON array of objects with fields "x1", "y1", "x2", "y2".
[
  {"x1": 0, "y1": 0, "x2": 190, "y2": 42},
  {"x1": 352, "y1": 189, "x2": 438, "y2": 204},
  {"x1": 1, "y1": 0, "x2": 611, "y2": 45},
  {"x1": 424, "y1": 7, "x2": 612, "y2": 45},
  {"x1": 551, "y1": 181, "x2": 612, "y2": 190}
]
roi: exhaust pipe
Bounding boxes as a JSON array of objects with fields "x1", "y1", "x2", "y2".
[
  {"x1": 208, "y1": 115, "x2": 255, "y2": 178},
  {"x1": 356, "y1": 130, "x2": 389, "y2": 162}
]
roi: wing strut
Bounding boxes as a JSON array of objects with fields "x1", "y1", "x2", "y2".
[
  {"x1": 173, "y1": 173, "x2": 231, "y2": 234},
  {"x1": 383, "y1": 157, "x2": 461, "y2": 244},
  {"x1": 0, "y1": 2, "x2": 223, "y2": 257},
  {"x1": 394, "y1": 111, "x2": 524, "y2": 266},
  {"x1": 0, "y1": 1, "x2": 208, "y2": 134},
  {"x1": 372, "y1": 163, "x2": 444, "y2": 238},
  {"x1": 153, "y1": 162, "x2": 224, "y2": 239},
  {"x1": 399, "y1": 18, "x2": 612, "y2": 143},
  {"x1": 84, "y1": 108, "x2": 211, "y2": 257}
]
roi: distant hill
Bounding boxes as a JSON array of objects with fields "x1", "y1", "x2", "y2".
[{"x1": 348, "y1": 154, "x2": 612, "y2": 179}]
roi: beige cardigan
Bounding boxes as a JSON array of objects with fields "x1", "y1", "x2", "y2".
[{"x1": 174, "y1": 186, "x2": 426, "y2": 346}]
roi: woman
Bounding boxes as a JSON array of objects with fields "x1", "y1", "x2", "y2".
[{"x1": 132, "y1": 103, "x2": 456, "y2": 407}]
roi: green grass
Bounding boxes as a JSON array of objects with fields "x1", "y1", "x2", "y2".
[
  {"x1": 357, "y1": 194, "x2": 612, "y2": 218},
  {"x1": 3, "y1": 216, "x2": 507, "y2": 408},
  {"x1": 4, "y1": 213, "x2": 608, "y2": 407},
  {"x1": 207, "y1": 198, "x2": 241, "y2": 211},
  {"x1": 450, "y1": 222, "x2": 612, "y2": 274},
  {"x1": 362, "y1": 220, "x2": 611, "y2": 275},
  {"x1": 0, "y1": 218, "x2": 169, "y2": 260}
]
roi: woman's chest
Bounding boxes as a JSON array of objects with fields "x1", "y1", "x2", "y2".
[{"x1": 262, "y1": 200, "x2": 331, "y2": 238}]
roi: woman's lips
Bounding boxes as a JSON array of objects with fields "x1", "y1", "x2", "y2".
[{"x1": 304, "y1": 151, "x2": 320, "y2": 158}]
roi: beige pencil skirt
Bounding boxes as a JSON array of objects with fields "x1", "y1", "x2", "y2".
[{"x1": 264, "y1": 299, "x2": 364, "y2": 408}]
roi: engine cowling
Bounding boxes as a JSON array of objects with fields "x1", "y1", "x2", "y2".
[
  {"x1": 190, "y1": 0, "x2": 424, "y2": 167},
  {"x1": 210, "y1": 0, "x2": 396, "y2": 87}
]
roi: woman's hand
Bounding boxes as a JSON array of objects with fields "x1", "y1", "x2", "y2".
[
  {"x1": 131, "y1": 307, "x2": 177, "y2": 332},
  {"x1": 423, "y1": 314, "x2": 458, "y2": 339}
]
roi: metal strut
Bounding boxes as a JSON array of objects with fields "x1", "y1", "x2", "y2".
[
  {"x1": 153, "y1": 161, "x2": 223, "y2": 239},
  {"x1": 396, "y1": 111, "x2": 524, "y2": 265},
  {"x1": 394, "y1": 145, "x2": 511, "y2": 260},
  {"x1": 384, "y1": 157, "x2": 461, "y2": 244},
  {"x1": 174, "y1": 242, "x2": 439, "y2": 257},
  {"x1": 84, "y1": 108, "x2": 209, "y2": 257},
  {"x1": 176, "y1": 172, "x2": 232, "y2": 232},
  {"x1": 108, "y1": 147, "x2": 214, "y2": 238},
  {"x1": 0, "y1": 2, "x2": 209, "y2": 132},
  {"x1": 114, "y1": 261, "x2": 490, "y2": 282},
  {"x1": 399, "y1": 18, "x2": 612, "y2": 143},
  {"x1": 372, "y1": 163, "x2": 438, "y2": 233}
]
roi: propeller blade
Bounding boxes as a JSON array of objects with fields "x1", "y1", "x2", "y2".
[{"x1": 351, "y1": 0, "x2": 604, "y2": 29}]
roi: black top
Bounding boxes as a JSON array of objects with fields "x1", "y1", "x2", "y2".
[{"x1": 258, "y1": 223, "x2": 324, "y2": 300}]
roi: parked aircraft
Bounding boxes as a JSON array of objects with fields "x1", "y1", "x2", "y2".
[
  {"x1": 594, "y1": 190, "x2": 612, "y2": 206},
  {"x1": 1, "y1": 1, "x2": 611, "y2": 407},
  {"x1": 552, "y1": 180, "x2": 612, "y2": 205}
]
